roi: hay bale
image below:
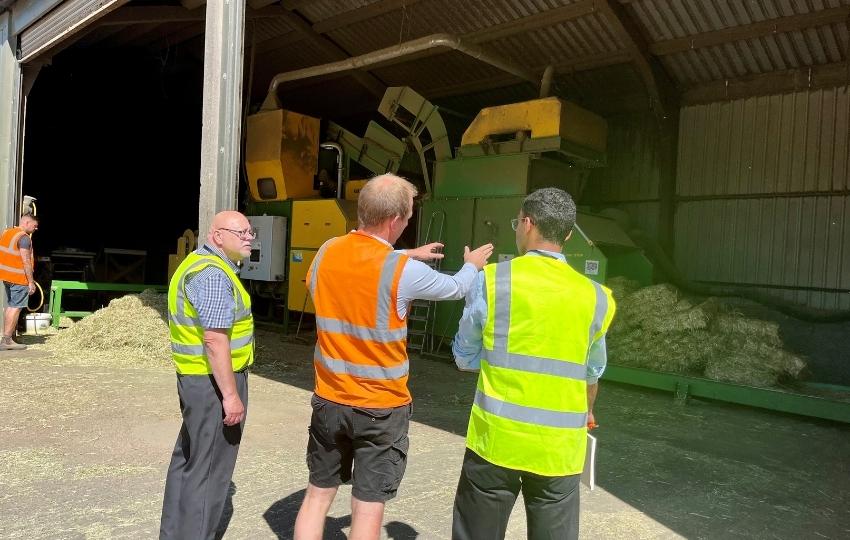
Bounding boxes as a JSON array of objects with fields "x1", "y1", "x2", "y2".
[
  {"x1": 606, "y1": 282, "x2": 808, "y2": 388},
  {"x1": 608, "y1": 329, "x2": 717, "y2": 374},
  {"x1": 43, "y1": 290, "x2": 171, "y2": 367},
  {"x1": 712, "y1": 313, "x2": 782, "y2": 347}
]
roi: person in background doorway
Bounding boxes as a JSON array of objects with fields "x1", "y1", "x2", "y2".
[
  {"x1": 160, "y1": 210, "x2": 255, "y2": 540},
  {"x1": 0, "y1": 213, "x2": 39, "y2": 350},
  {"x1": 451, "y1": 188, "x2": 616, "y2": 540},
  {"x1": 293, "y1": 173, "x2": 494, "y2": 540}
]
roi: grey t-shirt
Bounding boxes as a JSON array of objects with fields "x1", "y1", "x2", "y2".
[{"x1": 18, "y1": 235, "x2": 31, "y2": 250}]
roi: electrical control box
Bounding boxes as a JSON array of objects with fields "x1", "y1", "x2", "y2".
[{"x1": 242, "y1": 215, "x2": 287, "y2": 281}]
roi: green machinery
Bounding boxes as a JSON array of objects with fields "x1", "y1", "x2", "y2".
[
  {"x1": 414, "y1": 95, "x2": 652, "y2": 345},
  {"x1": 244, "y1": 86, "x2": 848, "y2": 424},
  {"x1": 243, "y1": 87, "x2": 452, "y2": 317}
]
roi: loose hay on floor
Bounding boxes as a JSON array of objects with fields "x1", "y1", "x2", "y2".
[{"x1": 39, "y1": 290, "x2": 171, "y2": 368}]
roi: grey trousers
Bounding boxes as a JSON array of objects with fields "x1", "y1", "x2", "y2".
[
  {"x1": 452, "y1": 449, "x2": 580, "y2": 540},
  {"x1": 160, "y1": 371, "x2": 248, "y2": 540}
]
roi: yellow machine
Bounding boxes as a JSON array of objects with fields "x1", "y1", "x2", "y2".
[
  {"x1": 245, "y1": 108, "x2": 320, "y2": 201},
  {"x1": 244, "y1": 87, "x2": 445, "y2": 318},
  {"x1": 287, "y1": 199, "x2": 358, "y2": 312},
  {"x1": 245, "y1": 107, "x2": 364, "y2": 315}
]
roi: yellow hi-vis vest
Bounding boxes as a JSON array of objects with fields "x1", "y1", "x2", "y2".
[
  {"x1": 466, "y1": 254, "x2": 616, "y2": 476},
  {"x1": 167, "y1": 252, "x2": 254, "y2": 375}
]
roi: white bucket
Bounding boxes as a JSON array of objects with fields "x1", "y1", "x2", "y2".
[{"x1": 25, "y1": 312, "x2": 52, "y2": 334}]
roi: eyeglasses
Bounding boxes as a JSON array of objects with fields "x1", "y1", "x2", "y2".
[
  {"x1": 218, "y1": 227, "x2": 257, "y2": 239},
  {"x1": 510, "y1": 217, "x2": 532, "y2": 231}
]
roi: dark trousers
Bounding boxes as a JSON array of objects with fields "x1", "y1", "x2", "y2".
[
  {"x1": 452, "y1": 449, "x2": 580, "y2": 540},
  {"x1": 160, "y1": 371, "x2": 248, "y2": 540}
]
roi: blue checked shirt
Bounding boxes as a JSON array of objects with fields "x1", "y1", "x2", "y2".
[{"x1": 184, "y1": 244, "x2": 241, "y2": 330}]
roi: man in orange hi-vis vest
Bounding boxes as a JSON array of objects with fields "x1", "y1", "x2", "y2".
[
  {"x1": 293, "y1": 174, "x2": 494, "y2": 540},
  {"x1": 0, "y1": 213, "x2": 39, "y2": 350}
]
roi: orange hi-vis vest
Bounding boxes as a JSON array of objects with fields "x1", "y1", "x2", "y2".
[
  {"x1": 0, "y1": 227, "x2": 30, "y2": 286},
  {"x1": 307, "y1": 231, "x2": 411, "y2": 408}
]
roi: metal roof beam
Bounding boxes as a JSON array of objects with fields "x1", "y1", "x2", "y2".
[
  {"x1": 683, "y1": 62, "x2": 850, "y2": 105},
  {"x1": 312, "y1": 0, "x2": 426, "y2": 34},
  {"x1": 426, "y1": 51, "x2": 631, "y2": 99},
  {"x1": 595, "y1": 0, "x2": 677, "y2": 118},
  {"x1": 650, "y1": 6, "x2": 850, "y2": 56}
]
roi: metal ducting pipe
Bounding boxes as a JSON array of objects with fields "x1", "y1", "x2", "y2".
[
  {"x1": 262, "y1": 33, "x2": 540, "y2": 110},
  {"x1": 319, "y1": 142, "x2": 344, "y2": 200},
  {"x1": 539, "y1": 65, "x2": 555, "y2": 98}
]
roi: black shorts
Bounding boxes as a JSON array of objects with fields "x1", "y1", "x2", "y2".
[{"x1": 306, "y1": 393, "x2": 411, "y2": 502}]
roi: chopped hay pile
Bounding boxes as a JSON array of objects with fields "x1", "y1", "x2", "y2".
[
  {"x1": 606, "y1": 278, "x2": 807, "y2": 388},
  {"x1": 42, "y1": 289, "x2": 171, "y2": 367}
]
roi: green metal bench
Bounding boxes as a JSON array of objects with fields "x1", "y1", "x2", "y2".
[{"x1": 49, "y1": 280, "x2": 167, "y2": 327}]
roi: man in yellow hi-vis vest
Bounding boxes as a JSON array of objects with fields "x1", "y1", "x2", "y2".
[
  {"x1": 451, "y1": 188, "x2": 616, "y2": 540},
  {"x1": 160, "y1": 211, "x2": 255, "y2": 540}
]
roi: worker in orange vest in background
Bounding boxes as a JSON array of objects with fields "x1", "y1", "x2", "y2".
[
  {"x1": 293, "y1": 173, "x2": 494, "y2": 540},
  {"x1": 0, "y1": 214, "x2": 39, "y2": 350}
]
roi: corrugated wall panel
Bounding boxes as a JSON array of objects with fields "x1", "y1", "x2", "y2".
[
  {"x1": 678, "y1": 86, "x2": 850, "y2": 196},
  {"x1": 676, "y1": 86, "x2": 850, "y2": 309},
  {"x1": 675, "y1": 196, "x2": 850, "y2": 310},
  {"x1": 585, "y1": 111, "x2": 661, "y2": 203}
]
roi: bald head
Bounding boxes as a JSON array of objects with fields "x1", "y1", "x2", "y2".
[
  {"x1": 209, "y1": 211, "x2": 247, "y2": 237},
  {"x1": 207, "y1": 210, "x2": 252, "y2": 263}
]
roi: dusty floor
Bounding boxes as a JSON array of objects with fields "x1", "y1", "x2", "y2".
[{"x1": 2, "y1": 329, "x2": 849, "y2": 539}]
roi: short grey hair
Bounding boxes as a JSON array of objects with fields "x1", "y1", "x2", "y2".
[
  {"x1": 358, "y1": 174, "x2": 418, "y2": 228},
  {"x1": 521, "y1": 188, "x2": 576, "y2": 245}
]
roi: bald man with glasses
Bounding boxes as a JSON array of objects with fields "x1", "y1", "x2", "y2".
[{"x1": 161, "y1": 210, "x2": 256, "y2": 540}]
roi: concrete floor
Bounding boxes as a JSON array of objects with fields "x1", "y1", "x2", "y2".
[{"x1": 2, "y1": 329, "x2": 849, "y2": 539}]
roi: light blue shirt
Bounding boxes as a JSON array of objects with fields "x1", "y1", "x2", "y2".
[
  {"x1": 365, "y1": 232, "x2": 478, "y2": 318},
  {"x1": 452, "y1": 250, "x2": 608, "y2": 383}
]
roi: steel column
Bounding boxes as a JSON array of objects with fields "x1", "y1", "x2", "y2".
[
  {"x1": 198, "y1": 0, "x2": 246, "y2": 235},
  {"x1": 0, "y1": 13, "x2": 23, "y2": 228}
]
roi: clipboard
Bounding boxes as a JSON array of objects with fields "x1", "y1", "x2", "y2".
[{"x1": 581, "y1": 433, "x2": 597, "y2": 490}]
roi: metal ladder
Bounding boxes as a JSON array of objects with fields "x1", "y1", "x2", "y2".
[{"x1": 407, "y1": 210, "x2": 446, "y2": 355}]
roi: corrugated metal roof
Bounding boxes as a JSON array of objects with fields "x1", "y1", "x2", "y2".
[
  {"x1": 63, "y1": 0, "x2": 850, "y2": 112},
  {"x1": 630, "y1": 0, "x2": 850, "y2": 86}
]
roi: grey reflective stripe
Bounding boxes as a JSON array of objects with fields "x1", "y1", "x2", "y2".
[
  {"x1": 376, "y1": 251, "x2": 402, "y2": 330},
  {"x1": 316, "y1": 316, "x2": 407, "y2": 342},
  {"x1": 492, "y1": 261, "x2": 511, "y2": 351},
  {"x1": 474, "y1": 389, "x2": 587, "y2": 429},
  {"x1": 230, "y1": 334, "x2": 254, "y2": 349},
  {"x1": 482, "y1": 349, "x2": 586, "y2": 381},
  {"x1": 0, "y1": 263, "x2": 24, "y2": 274},
  {"x1": 169, "y1": 312, "x2": 196, "y2": 326},
  {"x1": 315, "y1": 346, "x2": 409, "y2": 380},
  {"x1": 588, "y1": 282, "x2": 608, "y2": 346},
  {"x1": 0, "y1": 246, "x2": 20, "y2": 255},
  {"x1": 234, "y1": 308, "x2": 252, "y2": 320},
  {"x1": 172, "y1": 335, "x2": 253, "y2": 356},
  {"x1": 172, "y1": 342, "x2": 204, "y2": 355},
  {"x1": 309, "y1": 239, "x2": 336, "y2": 298}
]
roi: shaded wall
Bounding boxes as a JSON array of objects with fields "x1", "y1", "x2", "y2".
[{"x1": 676, "y1": 87, "x2": 850, "y2": 310}]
